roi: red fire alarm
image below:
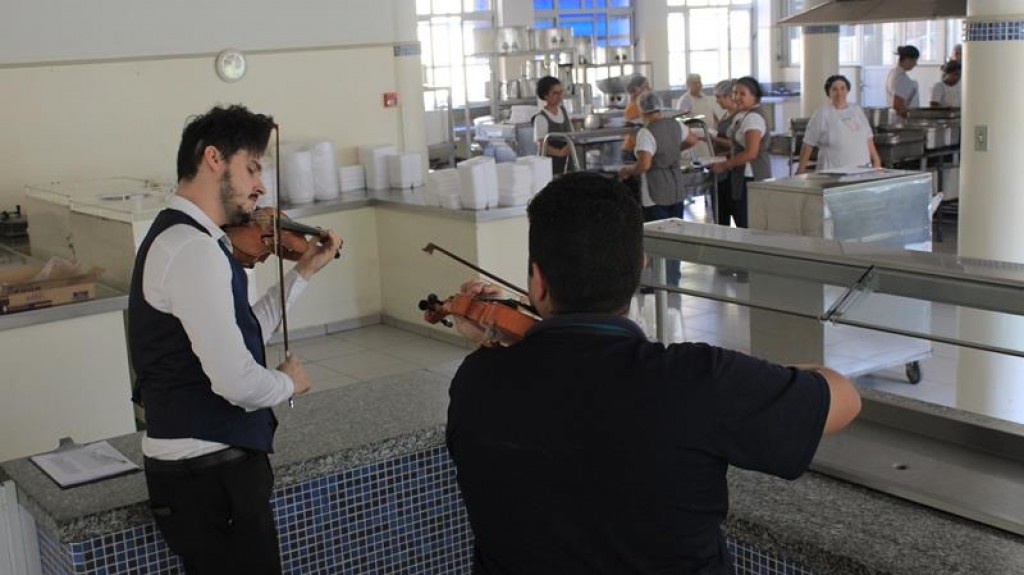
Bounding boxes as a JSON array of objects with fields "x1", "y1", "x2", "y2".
[{"x1": 383, "y1": 92, "x2": 399, "y2": 108}]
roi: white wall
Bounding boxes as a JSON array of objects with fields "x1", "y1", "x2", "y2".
[{"x1": 0, "y1": 0, "x2": 425, "y2": 211}]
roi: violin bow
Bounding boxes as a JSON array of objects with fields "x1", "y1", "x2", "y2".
[
  {"x1": 272, "y1": 124, "x2": 294, "y2": 408},
  {"x1": 422, "y1": 243, "x2": 536, "y2": 317}
]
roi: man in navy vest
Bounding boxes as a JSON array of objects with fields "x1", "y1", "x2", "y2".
[{"x1": 128, "y1": 104, "x2": 342, "y2": 574}]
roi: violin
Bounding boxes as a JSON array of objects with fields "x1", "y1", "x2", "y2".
[
  {"x1": 419, "y1": 292, "x2": 538, "y2": 343},
  {"x1": 224, "y1": 207, "x2": 339, "y2": 268},
  {"x1": 419, "y1": 243, "x2": 540, "y2": 345}
]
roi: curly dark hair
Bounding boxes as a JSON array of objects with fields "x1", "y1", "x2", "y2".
[{"x1": 176, "y1": 104, "x2": 275, "y2": 182}]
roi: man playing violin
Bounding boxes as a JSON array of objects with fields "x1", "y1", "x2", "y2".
[
  {"x1": 128, "y1": 104, "x2": 342, "y2": 574},
  {"x1": 446, "y1": 172, "x2": 861, "y2": 575}
]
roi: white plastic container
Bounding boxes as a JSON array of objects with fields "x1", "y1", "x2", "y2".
[
  {"x1": 457, "y1": 157, "x2": 499, "y2": 210},
  {"x1": 310, "y1": 141, "x2": 340, "y2": 201},
  {"x1": 426, "y1": 169, "x2": 461, "y2": 208},
  {"x1": 283, "y1": 150, "x2": 315, "y2": 204},
  {"x1": 515, "y1": 155, "x2": 553, "y2": 194},
  {"x1": 387, "y1": 153, "x2": 424, "y2": 189},
  {"x1": 496, "y1": 163, "x2": 532, "y2": 207},
  {"x1": 338, "y1": 165, "x2": 366, "y2": 192},
  {"x1": 358, "y1": 145, "x2": 398, "y2": 191}
]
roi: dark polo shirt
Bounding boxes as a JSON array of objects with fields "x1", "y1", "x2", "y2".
[{"x1": 447, "y1": 313, "x2": 829, "y2": 575}]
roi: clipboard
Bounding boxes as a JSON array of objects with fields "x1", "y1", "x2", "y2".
[{"x1": 30, "y1": 437, "x2": 140, "y2": 489}]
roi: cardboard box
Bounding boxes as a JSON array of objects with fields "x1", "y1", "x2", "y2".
[{"x1": 0, "y1": 262, "x2": 99, "y2": 314}]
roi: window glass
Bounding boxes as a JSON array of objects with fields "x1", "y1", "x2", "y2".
[
  {"x1": 667, "y1": 0, "x2": 752, "y2": 85},
  {"x1": 838, "y1": 25, "x2": 858, "y2": 65},
  {"x1": 667, "y1": 12, "x2": 688, "y2": 86}
]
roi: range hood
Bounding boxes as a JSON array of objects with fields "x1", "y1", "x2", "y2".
[{"x1": 778, "y1": 0, "x2": 966, "y2": 26}]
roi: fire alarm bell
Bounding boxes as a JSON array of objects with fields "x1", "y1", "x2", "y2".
[{"x1": 383, "y1": 92, "x2": 399, "y2": 108}]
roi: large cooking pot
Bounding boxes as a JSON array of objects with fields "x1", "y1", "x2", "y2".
[
  {"x1": 604, "y1": 46, "x2": 634, "y2": 64},
  {"x1": 906, "y1": 107, "x2": 960, "y2": 121},
  {"x1": 903, "y1": 119, "x2": 955, "y2": 149},
  {"x1": 573, "y1": 36, "x2": 594, "y2": 64},
  {"x1": 584, "y1": 114, "x2": 602, "y2": 130},
  {"x1": 863, "y1": 107, "x2": 894, "y2": 128},
  {"x1": 494, "y1": 26, "x2": 529, "y2": 53},
  {"x1": 530, "y1": 27, "x2": 573, "y2": 50}
]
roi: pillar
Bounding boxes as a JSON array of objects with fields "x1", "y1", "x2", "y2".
[
  {"x1": 800, "y1": 25, "x2": 839, "y2": 117},
  {"x1": 955, "y1": 1, "x2": 1024, "y2": 421}
]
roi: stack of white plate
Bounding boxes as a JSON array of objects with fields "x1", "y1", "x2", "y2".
[
  {"x1": 338, "y1": 165, "x2": 366, "y2": 192},
  {"x1": 425, "y1": 169, "x2": 462, "y2": 209},
  {"x1": 496, "y1": 164, "x2": 532, "y2": 207},
  {"x1": 358, "y1": 145, "x2": 398, "y2": 191},
  {"x1": 457, "y1": 157, "x2": 499, "y2": 210},
  {"x1": 515, "y1": 156, "x2": 553, "y2": 194},
  {"x1": 387, "y1": 153, "x2": 424, "y2": 189}
]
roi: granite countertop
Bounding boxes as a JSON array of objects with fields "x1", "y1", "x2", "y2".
[
  {"x1": 3, "y1": 369, "x2": 1022, "y2": 573},
  {"x1": 2, "y1": 369, "x2": 453, "y2": 542}
]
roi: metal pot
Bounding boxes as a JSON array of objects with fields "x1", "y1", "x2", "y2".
[
  {"x1": 530, "y1": 27, "x2": 574, "y2": 50},
  {"x1": 584, "y1": 114, "x2": 602, "y2": 130},
  {"x1": 494, "y1": 26, "x2": 529, "y2": 53},
  {"x1": 573, "y1": 36, "x2": 594, "y2": 64},
  {"x1": 520, "y1": 78, "x2": 538, "y2": 100},
  {"x1": 903, "y1": 119, "x2": 954, "y2": 149},
  {"x1": 863, "y1": 107, "x2": 893, "y2": 128},
  {"x1": 604, "y1": 46, "x2": 634, "y2": 64}
]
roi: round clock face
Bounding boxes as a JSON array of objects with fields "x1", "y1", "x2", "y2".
[{"x1": 215, "y1": 50, "x2": 247, "y2": 82}]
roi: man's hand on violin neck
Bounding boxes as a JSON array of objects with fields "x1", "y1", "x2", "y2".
[{"x1": 295, "y1": 229, "x2": 343, "y2": 280}]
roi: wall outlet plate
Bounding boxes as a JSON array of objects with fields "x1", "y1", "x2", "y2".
[{"x1": 974, "y1": 125, "x2": 988, "y2": 152}]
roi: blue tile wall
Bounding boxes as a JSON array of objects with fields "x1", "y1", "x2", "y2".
[
  {"x1": 38, "y1": 445, "x2": 814, "y2": 574},
  {"x1": 964, "y1": 20, "x2": 1024, "y2": 42}
]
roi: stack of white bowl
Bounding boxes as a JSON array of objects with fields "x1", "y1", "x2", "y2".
[
  {"x1": 387, "y1": 152, "x2": 424, "y2": 188},
  {"x1": 496, "y1": 163, "x2": 532, "y2": 207},
  {"x1": 338, "y1": 165, "x2": 366, "y2": 192},
  {"x1": 456, "y1": 157, "x2": 499, "y2": 210}
]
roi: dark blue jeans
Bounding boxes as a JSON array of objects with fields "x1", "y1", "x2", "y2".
[{"x1": 643, "y1": 202, "x2": 685, "y2": 287}]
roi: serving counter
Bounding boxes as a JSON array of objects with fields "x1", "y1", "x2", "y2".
[{"x1": 3, "y1": 369, "x2": 1022, "y2": 574}]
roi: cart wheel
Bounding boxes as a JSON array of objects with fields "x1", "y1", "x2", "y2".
[{"x1": 905, "y1": 361, "x2": 922, "y2": 384}]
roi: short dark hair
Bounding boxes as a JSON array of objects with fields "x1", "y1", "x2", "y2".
[
  {"x1": 733, "y1": 76, "x2": 763, "y2": 102},
  {"x1": 896, "y1": 45, "x2": 920, "y2": 61},
  {"x1": 536, "y1": 76, "x2": 562, "y2": 100},
  {"x1": 527, "y1": 173, "x2": 643, "y2": 314},
  {"x1": 942, "y1": 59, "x2": 962, "y2": 74},
  {"x1": 176, "y1": 104, "x2": 275, "y2": 182},
  {"x1": 824, "y1": 74, "x2": 851, "y2": 95}
]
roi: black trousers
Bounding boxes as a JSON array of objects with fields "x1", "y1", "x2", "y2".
[
  {"x1": 715, "y1": 173, "x2": 749, "y2": 228},
  {"x1": 145, "y1": 450, "x2": 282, "y2": 575}
]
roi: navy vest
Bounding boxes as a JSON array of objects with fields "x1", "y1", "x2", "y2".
[{"x1": 129, "y1": 209, "x2": 278, "y2": 453}]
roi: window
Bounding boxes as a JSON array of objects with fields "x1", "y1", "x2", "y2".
[
  {"x1": 417, "y1": 0, "x2": 494, "y2": 109},
  {"x1": 533, "y1": 0, "x2": 634, "y2": 48},
  {"x1": 666, "y1": 0, "x2": 753, "y2": 87}
]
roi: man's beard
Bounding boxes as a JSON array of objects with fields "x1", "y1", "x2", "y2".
[{"x1": 219, "y1": 168, "x2": 251, "y2": 226}]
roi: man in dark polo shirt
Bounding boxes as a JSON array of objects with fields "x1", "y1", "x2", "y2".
[{"x1": 446, "y1": 172, "x2": 861, "y2": 574}]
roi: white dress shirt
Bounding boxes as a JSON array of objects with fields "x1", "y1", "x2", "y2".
[{"x1": 141, "y1": 195, "x2": 308, "y2": 460}]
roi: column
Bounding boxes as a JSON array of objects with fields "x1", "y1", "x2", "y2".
[
  {"x1": 393, "y1": 0, "x2": 426, "y2": 159},
  {"x1": 955, "y1": 1, "x2": 1024, "y2": 421},
  {"x1": 800, "y1": 26, "x2": 839, "y2": 117}
]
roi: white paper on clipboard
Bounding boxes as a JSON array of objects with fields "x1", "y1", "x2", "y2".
[{"x1": 30, "y1": 440, "x2": 139, "y2": 488}]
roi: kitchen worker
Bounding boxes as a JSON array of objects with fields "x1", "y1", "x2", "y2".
[
  {"x1": 797, "y1": 74, "x2": 882, "y2": 174},
  {"x1": 533, "y1": 75, "x2": 575, "y2": 176},
  {"x1": 709, "y1": 76, "x2": 771, "y2": 229},
  {"x1": 129, "y1": 104, "x2": 342, "y2": 574},
  {"x1": 621, "y1": 73, "x2": 650, "y2": 162},
  {"x1": 446, "y1": 171, "x2": 862, "y2": 575},
  {"x1": 617, "y1": 92, "x2": 699, "y2": 288},
  {"x1": 930, "y1": 60, "x2": 962, "y2": 108},
  {"x1": 886, "y1": 45, "x2": 921, "y2": 120},
  {"x1": 676, "y1": 73, "x2": 717, "y2": 122}
]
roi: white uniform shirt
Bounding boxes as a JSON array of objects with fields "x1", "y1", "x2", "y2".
[
  {"x1": 729, "y1": 111, "x2": 767, "y2": 178},
  {"x1": 140, "y1": 195, "x2": 307, "y2": 460},
  {"x1": 930, "y1": 81, "x2": 961, "y2": 107},
  {"x1": 677, "y1": 92, "x2": 717, "y2": 123},
  {"x1": 803, "y1": 103, "x2": 874, "y2": 170},
  {"x1": 886, "y1": 67, "x2": 920, "y2": 115},
  {"x1": 634, "y1": 122, "x2": 692, "y2": 207}
]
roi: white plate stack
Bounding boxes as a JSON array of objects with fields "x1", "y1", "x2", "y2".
[
  {"x1": 496, "y1": 163, "x2": 532, "y2": 207},
  {"x1": 425, "y1": 169, "x2": 462, "y2": 209},
  {"x1": 387, "y1": 152, "x2": 424, "y2": 189},
  {"x1": 515, "y1": 156, "x2": 553, "y2": 194},
  {"x1": 338, "y1": 165, "x2": 366, "y2": 192},
  {"x1": 310, "y1": 141, "x2": 340, "y2": 201},
  {"x1": 358, "y1": 145, "x2": 398, "y2": 191},
  {"x1": 457, "y1": 157, "x2": 499, "y2": 210}
]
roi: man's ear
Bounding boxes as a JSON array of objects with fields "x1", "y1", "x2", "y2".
[
  {"x1": 202, "y1": 145, "x2": 223, "y2": 171},
  {"x1": 529, "y1": 261, "x2": 548, "y2": 308}
]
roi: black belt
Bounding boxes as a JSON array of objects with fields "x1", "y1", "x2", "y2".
[{"x1": 144, "y1": 446, "x2": 253, "y2": 475}]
